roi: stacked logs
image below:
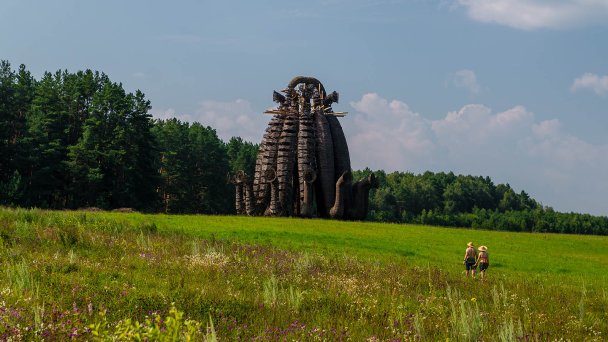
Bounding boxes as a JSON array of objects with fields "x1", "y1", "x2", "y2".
[{"x1": 231, "y1": 76, "x2": 378, "y2": 220}]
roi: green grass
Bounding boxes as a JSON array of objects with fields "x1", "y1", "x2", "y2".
[
  {"x1": 94, "y1": 211, "x2": 608, "y2": 282},
  {"x1": 0, "y1": 207, "x2": 607, "y2": 340}
]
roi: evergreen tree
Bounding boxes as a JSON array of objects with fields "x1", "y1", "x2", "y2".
[
  {"x1": 123, "y1": 90, "x2": 160, "y2": 211},
  {"x1": 21, "y1": 71, "x2": 69, "y2": 208},
  {"x1": 226, "y1": 136, "x2": 258, "y2": 176},
  {"x1": 153, "y1": 119, "x2": 231, "y2": 214},
  {"x1": 188, "y1": 123, "x2": 231, "y2": 213},
  {"x1": 68, "y1": 81, "x2": 159, "y2": 210},
  {"x1": 153, "y1": 119, "x2": 194, "y2": 213}
]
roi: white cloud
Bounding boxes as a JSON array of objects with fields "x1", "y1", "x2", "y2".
[
  {"x1": 448, "y1": 69, "x2": 481, "y2": 95},
  {"x1": 430, "y1": 104, "x2": 535, "y2": 174},
  {"x1": 347, "y1": 93, "x2": 435, "y2": 170},
  {"x1": 570, "y1": 73, "x2": 608, "y2": 96},
  {"x1": 455, "y1": 0, "x2": 608, "y2": 30},
  {"x1": 527, "y1": 119, "x2": 605, "y2": 164},
  {"x1": 433, "y1": 104, "x2": 534, "y2": 141},
  {"x1": 532, "y1": 119, "x2": 561, "y2": 138},
  {"x1": 150, "y1": 108, "x2": 178, "y2": 121},
  {"x1": 521, "y1": 119, "x2": 608, "y2": 213},
  {"x1": 195, "y1": 99, "x2": 268, "y2": 143},
  {"x1": 151, "y1": 99, "x2": 268, "y2": 143},
  {"x1": 347, "y1": 92, "x2": 608, "y2": 215}
]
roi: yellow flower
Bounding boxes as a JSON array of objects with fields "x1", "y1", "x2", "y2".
[{"x1": 471, "y1": 297, "x2": 477, "y2": 302}]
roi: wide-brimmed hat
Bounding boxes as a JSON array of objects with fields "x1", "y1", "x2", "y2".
[
  {"x1": 478, "y1": 246, "x2": 487, "y2": 252},
  {"x1": 467, "y1": 242, "x2": 474, "y2": 247}
]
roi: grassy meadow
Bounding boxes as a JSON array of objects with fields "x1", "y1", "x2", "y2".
[{"x1": 0, "y1": 207, "x2": 607, "y2": 341}]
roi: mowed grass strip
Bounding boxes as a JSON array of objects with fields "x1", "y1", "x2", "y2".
[{"x1": 94, "y1": 211, "x2": 608, "y2": 282}]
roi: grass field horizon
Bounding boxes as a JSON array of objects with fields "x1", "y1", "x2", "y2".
[
  {"x1": 1, "y1": 207, "x2": 607, "y2": 340},
  {"x1": 95, "y1": 210, "x2": 608, "y2": 282}
]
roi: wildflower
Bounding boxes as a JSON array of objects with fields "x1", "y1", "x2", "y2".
[{"x1": 470, "y1": 297, "x2": 477, "y2": 303}]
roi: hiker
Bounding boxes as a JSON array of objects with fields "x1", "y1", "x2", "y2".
[
  {"x1": 463, "y1": 241, "x2": 477, "y2": 277},
  {"x1": 476, "y1": 245, "x2": 490, "y2": 279}
]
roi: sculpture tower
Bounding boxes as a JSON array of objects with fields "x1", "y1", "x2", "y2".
[{"x1": 230, "y1": 76, "x2": 377, "y2": 220}]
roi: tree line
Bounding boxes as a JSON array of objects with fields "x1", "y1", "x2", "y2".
[
  {"x1": 1, "y1": 62, "x2": 607, "y2": 234},
  {"x1": 353, "y1": 169, "x2": 608, "y2": 235},
  {"x1": 0, "y1": 61, "x2": 256, "y2": 213}
]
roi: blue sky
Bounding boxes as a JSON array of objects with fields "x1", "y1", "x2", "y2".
[{"x1": 2, "y1": 0, "x2": 607, "y2": 215}]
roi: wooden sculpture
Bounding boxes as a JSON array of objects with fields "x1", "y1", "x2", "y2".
[{"x1": 231, "y1": 76, "x2": 377, "y2": 220}]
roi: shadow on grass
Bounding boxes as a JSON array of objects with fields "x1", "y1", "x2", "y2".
[{"x1": 397, "y1": 250, "x2": 416, "y2": 257}]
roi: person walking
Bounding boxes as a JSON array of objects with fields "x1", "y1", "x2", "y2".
[
  {"x1": 476, "y1": 246, "x2": 490, "y2": 279},
  {"x1": 463, "y1": 242, "x2": 477, "y2": 277}
]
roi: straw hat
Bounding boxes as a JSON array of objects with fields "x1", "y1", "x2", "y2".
[
  {"x1": 467, "y1": 242, "x2": 474, "y2": 247},
  {"x1": 478, "y1": 245, "x2": 487, "y2": 252}
]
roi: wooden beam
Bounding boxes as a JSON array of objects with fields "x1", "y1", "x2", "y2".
[{"x1": 263, "y1": 109, "x2": 347, "y2": 117}]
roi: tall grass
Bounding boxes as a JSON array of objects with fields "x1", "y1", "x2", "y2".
[
  {"x1": 286, "y1": 285, "x2": 305, "y2": 312},
  {"x1": 263, "y1": 275, "x2": 279, "y2": 308},
  {"x1": 446, "y1": 285, "x2": 483, "y2": 341},
  {"x1": 5, "y1": 258, "x2": 36, "y2": 293},
  {"x1": 498, "y1": 318, "x2": 524, "y2": 342},
  {"x1": 0, "y1": 207, "x2": 606, "y2": 340}
]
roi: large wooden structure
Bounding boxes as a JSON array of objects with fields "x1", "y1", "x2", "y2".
[{"x1": 230, "y1": 76, "x2": 377, "y2": 220}]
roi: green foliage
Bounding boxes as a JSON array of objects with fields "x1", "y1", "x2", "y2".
[
  {"x1": 226, "y1": 136, "x2": 258, "y2": 176},
  {"x1": 263, "y1": 275, "x2": 279, "y2": 308},
  {"x1": 498, "y1": 318, "x2": 524, "y2": 342},
  {"x1": 0, "y1": 62, "x2": 33, "y2": 205},
  {"x1": 364, "y1": 169, "x2": 608, "y2": 235},
  {"x1": 5, "y1": 258, "x2": 36, "y2": 293},
  {"x1": 66, "y1": 79, "x2": 159, "y2": 210},
  {"x1": 286, "y1": 285, "x2": 305, "y2": 312},
  {"x1": 0, "y1": 171, "x2": 22, "y2": 205},
  {"x1": 88, "y1": 304, "x2": 206, "y2": 341},
  {"x1": 0, "y1": 61, "x2": 160, "y2": 210},
  {"x1": 58, "y1": 225, "x2": 81, "y2": 247},
  {"x1": 263, "y1": 275, "x2": 304, "y2": 312},
  {"x1": 0, "y1": 61, "x2": 242, "y2": 215},
  {"x1": 446, "y1": 286, "x2": 484, "y2": 341},
  {"x1": 138, "y1": 221, "x2": 158, "y2": 234},
  {"x1": 153, "y1": 119, "x2": 232, "y2": 214}
]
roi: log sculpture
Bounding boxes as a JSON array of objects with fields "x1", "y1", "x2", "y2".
[{"x1": 232, "y1": 76, "x2": 377, "y2": 220}]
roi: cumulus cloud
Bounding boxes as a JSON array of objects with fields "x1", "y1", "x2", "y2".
[
  {"x1": 570, "y1": 73, "x2": 608, "y2": 96},
  {"x1": 455, "y1": 0, "x2": 608, "y2": 30},
  {"x1": 347, "y1": 94, "x2": 536, "y2": 173},
  {"x1": 347, "y1": 93, "x2": 435, "y2": 170},
  {"x1": 448, "y1": 69, "x2": 481, "y2": 95},
  {"x1": 527, "y1": 119, "x2": 605, "y2": 164},
  {"x1": 194, "y1": 99, "x2": 268, "y2": 143},
  {"x1": 433, "y1": 104, "x2": 534, "y2": 143},
  {"x1": 151, "y1": 99, "x2": 267, "y2": 143},
  {"x1": 347, "y1": 92, "x2": 608, "y2": 215},
  {"x1": 531, "y1": 119, "x2": 561, "y2": 138},
  {"x1": 521, "y1": 118, "x2": 608, "y2": 213},
  {"x1": 430, "y1": 103, "x2": 535, "y2": 175}
]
